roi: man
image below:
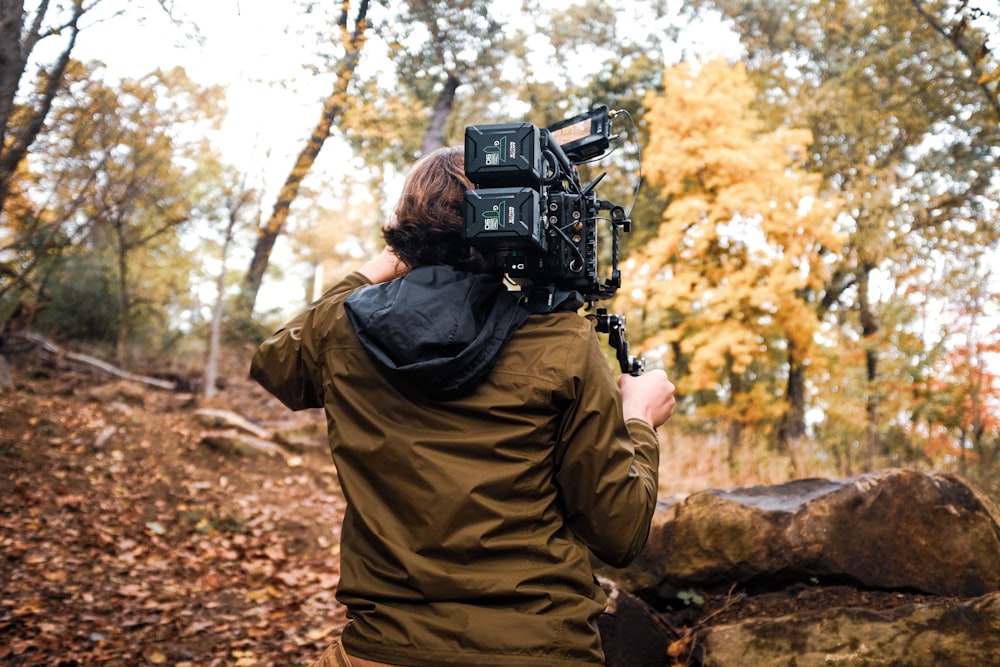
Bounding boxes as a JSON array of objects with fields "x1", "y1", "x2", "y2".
[{"x1": 251, "y1": 147, "x2": 675, "y2": 667}]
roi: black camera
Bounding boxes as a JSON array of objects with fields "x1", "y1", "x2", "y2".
[{"x1": 462, "y1": 106, "x2": 644, "y2": 375}]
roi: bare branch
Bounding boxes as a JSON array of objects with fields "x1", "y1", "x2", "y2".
[{"x1": 910, "y1": 0, "x2": 1000, "y2": 123}]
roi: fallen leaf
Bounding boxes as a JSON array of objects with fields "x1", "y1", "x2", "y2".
[
  {"x1": 245, "y1": 588, "x2": 272, "y2": 602},
  {"x1": 145, "y1": 521, "x2": 167, "y2": 536},
  {"x1": 264, "y1": 543, "x2": 286, "y2": 562},
  {"x1": 306, "y1": 626, "x2": 337, "y2": 642}
]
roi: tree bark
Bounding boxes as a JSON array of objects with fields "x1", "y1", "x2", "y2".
[
  {"x1": 779, "y1": 337, "x2": 807, "y2": 476},
  {"x1": 10, "y1": 330, "x2": 177, "y2": 390},
  {"x1": 419, "y1": 73, "x2": 460, "y2": 155},
  {"x1": 858, "y1": 268, "x2": 881, "y2": 472},
  {"x1": 725, "y1": 353, "x2": 743, "y2": 469},
  {"x1": 204, "y1": 189, "x2": 252, "y2": 399},
  {"x1": 0, "y1": 0, "x2": 25, "y2": 143},
  {"x1": 0, "y1": 0, "x2": 84, "y2": 217}
]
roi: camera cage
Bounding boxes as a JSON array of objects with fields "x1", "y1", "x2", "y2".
[
  {"x1": 462, "y1": 106, "x2": 622, "y2": 304},
  {"x1": 462, "y1": 106, "x2": 644, "y2": 375}
]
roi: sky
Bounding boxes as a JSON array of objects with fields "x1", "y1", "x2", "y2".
[
  {"x1": 80, "y1": 1, "x2": 338, "y2": 181},
  {"x1": 65, "y1": 0, "x2": 1000, "y2": 200},
  {"x1": 76, "y1": 0, "x2": 745, "y2": 179},
  {"x1": 75, "y1": 1, "x2": 378, "y2": 312},
  {"x1": 68, "y1": 0, "x2": 745, "y2": 313},
  {"x1": 68, "y1": 0, "x2": 999, "y2": 324}
]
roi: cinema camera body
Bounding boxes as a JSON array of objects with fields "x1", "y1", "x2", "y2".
[{"x1": 462, "y1": 105, "x2": 644, "y2": 375}]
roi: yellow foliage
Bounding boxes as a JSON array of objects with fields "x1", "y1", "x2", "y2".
[{"x1": 619, "y1": 57, "x2": 845, "y2": 423}]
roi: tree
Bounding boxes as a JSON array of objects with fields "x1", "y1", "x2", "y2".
[
  {"x1": 21, "y1": 62, "x2": 225, "y2": 365},
  {"x1": 335, "y1": 0, "x2": 512, "y2": 175},
  {"x1": 286, "y1": 170, "x2": 385, "y2": 300},
  {"x1": 237, "y1": 0, "x2": 651, "y2": 319},
  {"x1": 684, "y1": 0, "x2": 1000, "y2": 470},
  {"x1": 237, "y1": 0, "x2": 374, "y2": 320},
  {"x1": 910, "y1": 254, "x2": 1000, "y2": 470},
  {"x1": 617, "y1": 59, "x2": 842, "y2": 468},
  {"x1": 203, "y1": 178, "x2": 258, "y2": 399},
  {"x1": 339, "y1": 0, "x2": 677, "y2": 178},
  {"x1": 399, "y1": 0, "x2": 505, "y2": 154},
  {"x1": 0, "y1": 0, "x2": 180, "y2": 221},
  {"x1": 1, "y1": 0, "x2": 195, "y2": 334},
  {"x1": 1, "y1": 0, "x2": 88, "y2": 216},
  {"x1": 910, "y1": 0, "x2": 1000, "y2": 122}
]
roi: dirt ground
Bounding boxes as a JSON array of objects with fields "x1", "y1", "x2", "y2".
[
  {"x1": 0, "y1": 347, "x2": 937, "y2": 667},
  {"x1": 1, "y1": 349, "x2": 349, "y2": 666}
]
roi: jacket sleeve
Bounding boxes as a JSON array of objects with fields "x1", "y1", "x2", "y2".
[
  {"x1": 249, "y1": 272, "x2": 370, "y2": 411},
  {"x1": 554, "y1": 329, "x2": 660, "y2": 568}
]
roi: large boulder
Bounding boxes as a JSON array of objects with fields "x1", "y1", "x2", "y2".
[
  {"x1": 597, "y1": 578, "x2": 673, "y2": 667},
  {"x1": 609, "y1": 468, "x2": 1000, "y2": 598},
  {"x1": 700, "y1": 590, "x2": 1000, "y2": 667}
]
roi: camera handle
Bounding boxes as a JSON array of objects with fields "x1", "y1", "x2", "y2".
[
  {"x1": 522, "y1": 290, "x2": 644, "y2": 375},
  {"x1": 593, "y1": 308, "x2": 645, "y2": 376}
]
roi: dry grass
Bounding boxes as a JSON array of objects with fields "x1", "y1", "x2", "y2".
[
  {"x1": 655, "y1": 427, "x2": 1000, "y2": 513},
  {"x1": 656, "y1": 429, "x2": 840, "y2": 499}
]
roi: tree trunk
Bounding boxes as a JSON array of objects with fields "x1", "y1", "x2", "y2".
[
  {"x1": 419, "y1": 73, "x2": 460, "y2": 156},
  {"x1": 0, "y1": 0, "x2": 83, "y2": 216},
  {"x1": 780, "y1": 337, "x2": 807, "y2": 441},
  {"x1": 114, "y1": 216, "x2": 131, "y2": 369},
  {"x1": 777, "y1": 336, "x2": 807, "y2": 475},
  {"x1": 0, "y1": 0, "x2": 25, "y2": 144},
  {"x1": 725, "y1": 353, "x2": 743, "y2": 470},
  {"x1": 204, "y1": 192, "x2": 248, "y2": 399},
  {"x1": 858, "y1": 268, "x2": 881, "y2": 472},
  {"x1": 238, "y1": 0, "x2": 372, "y2": 318},
  {"x1": 967, "y1": 312, "x2": 987, "y2": 468},
  {"x1": 11, "y1": 330, "x2": 176, "y2": 390}
]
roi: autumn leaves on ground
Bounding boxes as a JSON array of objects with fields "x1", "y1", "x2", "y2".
[
  {"x1": 1, "y1": 355, "x2": 348, "y2": 666},
  {"x1": 0, "y1": 349, "x2": 965, "y2": 667}
]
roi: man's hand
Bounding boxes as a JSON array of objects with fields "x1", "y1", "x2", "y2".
[
  {"x1": 618, "y1": 370, "x2": 675, "y2": 428},
  {"x1": 358, "y1": 247, "x2": 408, "y2": 284}
]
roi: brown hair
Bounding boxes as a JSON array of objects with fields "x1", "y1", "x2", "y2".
[{"x1": 383, "y1": 146, "x2": 484, "y2": 272}]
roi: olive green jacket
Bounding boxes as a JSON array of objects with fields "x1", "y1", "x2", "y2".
[{"x1": 250, "y1": 269, "x2": 659, "y2": 667}]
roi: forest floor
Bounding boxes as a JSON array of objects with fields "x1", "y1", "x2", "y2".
[
  {"x1": 2, "y1": 349, "x2": 348, "y2": 666},
  {"x1": 0, "y1": 346, "x2": 941, "y2": 667}
]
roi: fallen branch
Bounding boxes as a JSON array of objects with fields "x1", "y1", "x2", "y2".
[{"x1": 8, "y1": 331, "x2": 177, "y2": 391}]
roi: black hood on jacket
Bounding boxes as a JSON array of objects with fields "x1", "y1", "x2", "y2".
[{"x1": 344, "y1": 265, "x2": 530, "y2": 399}]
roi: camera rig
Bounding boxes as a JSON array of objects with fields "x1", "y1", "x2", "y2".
[{"x1": 462, "y1": 106, "x2": 644, "y2": 375}]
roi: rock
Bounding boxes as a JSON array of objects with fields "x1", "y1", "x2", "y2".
[
  {"x1": 270, "y1": 418, "x2": 326, "y2": 452},
  {"x1": 192, "y1": 408, "x2": 272, "y2": 439},
  {"x1": 199, "y1": 429, "x2": 289, "y2": 459},
  {"x1": 83, "y1": 380, "x2": 147, "y2": 405},
  {"x1": 597, "y1": 577, "x2": 673, "y2": 667},
  {"x1": 0, "y1": 354, "x2": 13, "y2": 391},
  {"x1": 609, "y1": 468, "x2": 1000, "y2": 599},
  {"x1": 593, "y1": 581, "x2": 1000, "y2": 667},
  {"x1": 700, "y1": 590, "x2": 1000, "y2": 667}
]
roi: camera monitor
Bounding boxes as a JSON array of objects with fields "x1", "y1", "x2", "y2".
[{"x1": 546, "y1": 105, "x2": 611, "y2": 163}]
